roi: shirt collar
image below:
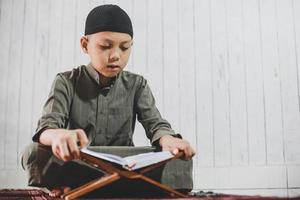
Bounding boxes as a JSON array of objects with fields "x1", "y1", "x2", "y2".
[{"x1": 86, "y1": 63, "x2": 121, "y2": 89}]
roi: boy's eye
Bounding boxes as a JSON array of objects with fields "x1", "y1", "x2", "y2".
[
  {"x1": 100, "y1": 45, "x2": 111, "y2": 50},
  {"x1": 120, "y1": 46, "x2": 129, "y2": 51}
]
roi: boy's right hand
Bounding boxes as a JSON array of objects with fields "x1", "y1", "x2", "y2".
[{"x1": 39, "y1": 129, "x2": 89, "y2": 161}]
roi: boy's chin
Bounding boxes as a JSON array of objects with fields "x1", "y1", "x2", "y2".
[{"x1": 102, "y1": 71, "x2": 121, "y2": 78}]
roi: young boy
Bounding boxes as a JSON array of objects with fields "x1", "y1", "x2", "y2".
[{"x1": 22, "y1": 4, "x2": 195, "y2": 197}]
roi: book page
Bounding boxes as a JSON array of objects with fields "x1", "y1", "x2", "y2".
[
  {"x1": 123, "y1": 151, "x2": 174, "y2": 170},
  {"x1": 81, "y1": 147, "x2": 125, "y2": 166}
]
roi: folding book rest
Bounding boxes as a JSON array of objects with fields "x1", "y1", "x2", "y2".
[{"x1": 63, "y1": 150, "x2": 188, "y2": 200}]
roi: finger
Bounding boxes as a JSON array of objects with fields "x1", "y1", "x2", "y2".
[
  {"x1": 177, "y1": 142, "x2": 191, "y2": 159},
  {"x1": 186, "y1": 147, "x2": 194, "y2": 160},
  {"x1": 193, "y1": 149, "x2": 196, "y2": 156},
  {"x1": 49, "y1": 189, "x2": 62, "y2": 197},
  {"x1": 76, "y1": 129, "x2": 89, "y2": 147},
  {"x1": 191, "y1": 148, "x2": 196, "y2": 157},
  {"x1": 184, "y1": 147, "x2": 190, "y2": 160},
  {"x1": 172, "y1": 148, "x2": 179, "y2": 155},
  {"x1": 52, "y1": 146, "x2": 63, "y2": 161},
  {"x1": 67, "y1": 136, "x2": 80, "y2": 159},
  {"x1": 186, "y1": 146, "x2": 196, "y2": 160},
  {"x1": 60, "y1": 187, "x2": 71, "y2": 198},
  {"x1": 177, "y1": 143, "x2": 190, "y2": 160},
  {"x1": 63, "y1": 187, "x2": 71, "y2": 194},
  {"x1": 59, "y1": 141, "x2": 71, "y2": 161}
]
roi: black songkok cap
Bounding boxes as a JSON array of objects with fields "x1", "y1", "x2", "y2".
[{"x1": 85, "y1": 4, "x2": 133, "y2": 38}]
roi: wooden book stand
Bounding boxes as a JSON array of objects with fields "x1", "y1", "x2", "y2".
[{"x1": 63, "y1": 150, "x2": 188, "y2": 200}]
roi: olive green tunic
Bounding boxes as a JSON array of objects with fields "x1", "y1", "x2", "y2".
[{"x1": 33, "y1": 64, "x2": 175, "y2": 145}]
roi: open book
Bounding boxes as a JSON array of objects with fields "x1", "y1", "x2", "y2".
[{"x1": 80, "y1": 147, "x2": 174, "y2": 171}]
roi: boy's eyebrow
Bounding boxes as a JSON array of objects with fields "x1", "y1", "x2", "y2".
[{"x1": 100, "y1": 38, "x2": 132, "y2": 44}]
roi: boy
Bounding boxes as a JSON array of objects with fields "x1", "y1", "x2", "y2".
[{"x1": 22, "y1": 4, "x2": 195, "y2": 197}]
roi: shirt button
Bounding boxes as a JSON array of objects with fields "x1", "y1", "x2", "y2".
[{"x1": 106, "y1": 135, "x2": 112, "y2": 139}]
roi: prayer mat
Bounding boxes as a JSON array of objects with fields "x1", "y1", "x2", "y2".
[
  {"x1": 0, "y1": 189, "x2": 54, "y2": 200},
  {"x1": 0, "y1": 189, "x2": 299, "y2": 200}
]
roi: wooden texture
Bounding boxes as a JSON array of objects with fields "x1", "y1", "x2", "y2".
[
  {"x1": 63, "y1": 151, "x2": 187, "y2": 199},
  {"x1": 243, "y1": 0, "x2": 266, "y2": 166},
  {"x1": 0, "y1": 0, "x2": 299, "y2": 196}
]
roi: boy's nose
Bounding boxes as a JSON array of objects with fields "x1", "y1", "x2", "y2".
[{"x1": 109, "y1": 49, "x2": 121, "y2": 61}]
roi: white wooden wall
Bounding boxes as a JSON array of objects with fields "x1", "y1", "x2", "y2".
[{"x1": 0, "y1": 0, "x2": 300, "y2": 197}]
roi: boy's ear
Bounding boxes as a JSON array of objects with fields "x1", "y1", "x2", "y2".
[{"x1": 80, "y1": 36, "x2": 88, "y2": 53}]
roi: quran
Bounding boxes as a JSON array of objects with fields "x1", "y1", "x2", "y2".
[{"x1": 80, "y1": 147, "x2": 174, "y2": 171}]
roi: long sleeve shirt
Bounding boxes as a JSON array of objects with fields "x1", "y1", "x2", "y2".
[{"x1": 33, "y1": 64, "x2": 175, "y2": 146}]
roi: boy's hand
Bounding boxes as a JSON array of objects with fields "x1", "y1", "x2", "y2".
[
  {"x1": 39, "y1": 129, "x2": 89, "y2": 161},
  {"x1": 159, "y1": 135, "x2": 195, "y2": 160}
]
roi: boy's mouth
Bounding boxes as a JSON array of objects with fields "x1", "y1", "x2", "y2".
[{"x1": 107, "y1": 65, "x2": 120, "y2": 69}]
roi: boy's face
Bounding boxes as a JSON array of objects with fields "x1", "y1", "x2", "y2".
[{"x1": 81, "y1": 31, "x2": 132, "y2": 78}]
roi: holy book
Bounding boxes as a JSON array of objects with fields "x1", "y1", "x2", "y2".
[{"x1": 80, "y1": 147, "x2": 174, "y2": 171}]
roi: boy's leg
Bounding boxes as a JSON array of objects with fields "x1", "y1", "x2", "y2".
[
  {"x1": 21, "y1": 143, "x2": 193, "y2": 196},
  {"x1": 21, "y1": 143, "x2": 105, "y2": 189},
  {"x1": 162, "y1": 159, "x2": 193, "y2": 192},
  {"x1": 21, "y1": 142, "x2": 61, "y2": 187}
]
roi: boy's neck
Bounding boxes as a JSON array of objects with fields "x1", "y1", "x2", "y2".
[{"x1": 98, "y1": 73, "x2": 115, "y2": 88}]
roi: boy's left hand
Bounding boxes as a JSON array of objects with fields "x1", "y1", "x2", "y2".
[{"x1": 159, "y1": 135, "x2": 195, "y2": 160}]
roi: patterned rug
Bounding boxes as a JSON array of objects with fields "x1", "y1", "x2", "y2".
[
  {"x1": 0, "y1": 189, "x2": 299, "y2": 200},
  {"x1": 0, "y1": 189, "x2": 54, "y2": 200}
]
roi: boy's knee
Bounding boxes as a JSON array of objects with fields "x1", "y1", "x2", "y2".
[
  {"x1": 162, "y1": 159, "x2": 193, "y2": 191},
  {"x1": 21, "y1": 143, "x2": 37, "y2": 170},
  {"x1": 21, "y1": 143, "x2": 52, "y2": 170},
  {"x1": 21, "y1": 143, "x2": 55, "y2": 187}
]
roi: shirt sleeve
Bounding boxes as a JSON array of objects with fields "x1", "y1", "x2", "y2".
[
  {"x1": 32, "y1": 74, "x2": 73, "y2": 142},
  {"x1": 134, "y1": 77, "x2": 176, "y2": 145}
]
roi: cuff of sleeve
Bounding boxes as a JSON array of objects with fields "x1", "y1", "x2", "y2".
[
  {"x1": 32, "y1": 126, "x2": 55, "y2": 143},
  {"x1": 151, "y1": 128, "x2": 175, "y2": 146}
]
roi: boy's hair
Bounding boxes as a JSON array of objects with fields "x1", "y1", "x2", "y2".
[{"x1": 85, "y1": 4, "x2": 133, "y2": 38}]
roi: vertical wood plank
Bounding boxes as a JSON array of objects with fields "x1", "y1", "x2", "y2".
[
  {"x1": 4, "y1": 0, "x2": 25, "y2": 169},
  {"x1": 0, "y1": 0, "x2": 13, "y2": 169},
  {"x1": 31, "y1": 0, "x2": 50, "y2": 142},
  {"x1": 211, "y1": 0, "x2": 231, "y2": 166},
  {"x1": 0, "y1": 170, "x2": 27, "y2": 188},
  {"x1": 60, "y1": 0, "x2": 76, "y2": 71},
  {"x1": 194, "y1": 166, "x2": 286, "y2": 189},
  {"x1": 147, "y1": 0, "x2": 163, "y2": 113},
  {"x1": 259, "y1": 0, "x2": 284, "y2": 164},
  {"x1": 46, "y1": 0, "x2": 63, "y2": 94},
  {"x1": 289, "y1": 189, "x2": 300, "y2": 198},
  {"x1": 89, "y1": 0, "x2": 104, "y2": 10},
  {"x1": 131, "y1": 0, "x2": 147, "y2": 76},
  {"x1": 287, "y1": 165, "x2": 300, "y2": 188},
  {"x1": 226, "y1": 0, "x2": 248, "y2": 165},
  {"x1": 294, "y1": 0, "x2": 300, "y2": 160},
  {"x1": 162, "y1": 0, "x2": 180, "y2": 134},
  {"x1": 243, "y1": 0, "x2": 266, "y2": 165},
  {"x1": 178, "y1": 0, "x2": 197, "y2": 149},
  {"x1": 17, "y1": 0, "x2": 38, "y2": 169},
  {"x1": 131, "y1": 0, "x2": 150, "y2": 146},
  {"x1": 277, "y1": 0, "x2": 300, "y2": 164},
  {"x1": 194, "y1": 0, "x2": 214, "y2": 167},
  {"x1": 294, "y1": 0, "x2": 300, "y2": 119}
]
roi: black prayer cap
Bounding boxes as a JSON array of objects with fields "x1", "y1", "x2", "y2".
[{"x1": 85, "y1": 4, "x2": 133, "y2": 38}]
